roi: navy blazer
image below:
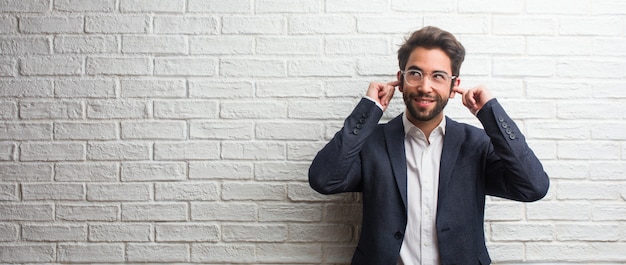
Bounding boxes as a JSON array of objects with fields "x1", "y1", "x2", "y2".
[{"x1": 309, "y1": 98, "x2": 549, "y2": 265}]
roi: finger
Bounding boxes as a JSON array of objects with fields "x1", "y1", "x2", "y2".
[
  {"x1": 387, "y1": 80, "x2": 401, "y2": 87},
  {"x1": 453, "y1": 87, "x2": 466, "y2": 94}
]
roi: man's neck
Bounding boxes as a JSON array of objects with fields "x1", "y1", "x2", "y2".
[{"x1": 407, "y1": 114, "x2": 444, "y2": 140}]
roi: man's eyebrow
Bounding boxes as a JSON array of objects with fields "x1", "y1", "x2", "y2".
[{"x1": 406, "y1": 65, "x2": 449, "y2": 74}]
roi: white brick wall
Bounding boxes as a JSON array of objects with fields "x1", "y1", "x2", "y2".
[{"x1": 0, "y1": 0, "x2": 624, "y2": 264}]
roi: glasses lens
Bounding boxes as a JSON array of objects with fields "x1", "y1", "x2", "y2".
[{"x1": 404, "y1": 70, "x2": 451, "y2": 88}]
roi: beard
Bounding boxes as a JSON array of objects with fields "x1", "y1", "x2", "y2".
[{"x1": 403, "y1": 91, "x2": 449, "y2": 122}]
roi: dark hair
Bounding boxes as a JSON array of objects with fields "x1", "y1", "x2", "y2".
[{"x1": 397, "y1": 26, "x2": 465, "y2": 77}]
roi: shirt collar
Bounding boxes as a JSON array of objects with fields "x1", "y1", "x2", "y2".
[{"x1": 402, "y1": 112, "x2": 446, "y2": 138}]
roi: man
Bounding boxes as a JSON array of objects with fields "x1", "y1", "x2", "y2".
[{"x1": 308, "y1": 26, "x2": 550, "y2": 265}]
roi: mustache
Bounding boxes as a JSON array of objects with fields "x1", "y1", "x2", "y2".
[{"x1": 407, "y1": 92, "x2": 439, "y2": 100}]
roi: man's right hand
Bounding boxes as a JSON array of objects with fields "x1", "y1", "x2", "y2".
[{"x1": 365, "y1": 80, "x2": 399, "y2": 111}]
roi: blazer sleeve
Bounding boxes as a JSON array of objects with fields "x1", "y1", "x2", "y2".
[
  {"x1": 308, "y1": 98, "x2": 384, "y2": 195},
  {"x1": 477, "y1": 99, "x2": 550, "y2": 202}
]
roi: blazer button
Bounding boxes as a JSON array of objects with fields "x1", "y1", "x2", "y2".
[
  {"x1": 394, "y1": 231, "x2": 403, "y2": 239},
  {"x1": 362, "y1": 113, "x2": 369, "y2": 118},
  {"x1": 502, "y1": 123, "x2": 509, "y2": 129},
  {"x1": 352, "y1": 129, "x2": 360, "y2": 135},
  {"x1": 359, "y1": 118, "x2": 366, "y2": 123},
  {"x1": 509, "y1": 134, "x2": 516, "y2": 140},
  {"x1": 356, "y1": 124, "x2": 363, "y2": 129}
]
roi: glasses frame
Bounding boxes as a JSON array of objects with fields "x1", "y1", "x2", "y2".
[{"x1": 400, "y1": 69, "x2": 457, "y2": 88}]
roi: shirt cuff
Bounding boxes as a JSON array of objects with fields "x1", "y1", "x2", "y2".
[{"x1": 363, "y1": 96, "x2": 384, "y2": 111}]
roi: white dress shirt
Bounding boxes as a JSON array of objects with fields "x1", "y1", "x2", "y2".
[{"x1": 398, "y1": 112, "x2": 445, "y2": 265}]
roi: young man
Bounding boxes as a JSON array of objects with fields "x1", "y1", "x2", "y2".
[{"x1": 308, "y1": 26, "x2": 550, "y2": 265}]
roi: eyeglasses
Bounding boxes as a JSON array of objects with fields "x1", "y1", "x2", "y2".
[{"x1": 401, "y1": 69, "x2": 456, "y2": 88}]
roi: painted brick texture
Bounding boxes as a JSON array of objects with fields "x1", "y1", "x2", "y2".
[{"x1": 0, "y1": 0, "x2": 625, "y2": 264}]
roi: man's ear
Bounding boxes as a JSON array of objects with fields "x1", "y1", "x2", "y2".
[
  {"x1": 449, "y1": 77, "x2": 461, "y2": 98},
  {"x1": 397, "y1": 71, "x2": 404, "y2": 92}
]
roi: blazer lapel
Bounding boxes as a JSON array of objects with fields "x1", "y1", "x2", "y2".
[
  {"x1": 438, "y1": 117, "x2": 464, "y2": 194},
  {"x1": 384, "y1": 114, "x2": 408, "y2": 210}
]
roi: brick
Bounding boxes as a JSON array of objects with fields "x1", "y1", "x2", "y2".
[
  {"x1": 0, "y1": 79, "x2": 53, "y2": 97},
  {"x1": 593, "y1": 38, "x2": 626, "y2": 56},
  {"x1": 58, "y1": 243, "x2": 125, "y2": 263},
  {"x1": 0, "y1": 203, "x2": 53, "y2": 221},
  {"x1": 1, "y1": 163, "x2": 52, "y2": 182},
  {"x1": 424, "y1": 15, "x2": 489, "y2": 34},
  {"x1": 0, "y1": 183, "x2": 18, "y2": 200},
  {"x1": 222, "y1": 183, "x2": 285, "y2": 201},
  {"x1": 289, "y1": 224, "x2": 353, "y2": 242},
  {"x1": 325, "y1": 204, "x2": 362, "y2": 223},
  {"x1": 490, "y1": 223, "x2": 554, "y2": 241},
  {"x1": 55, "y1": 162, "x2": 118, "y2": 182},
  {"x1": 221, "y1": 101, "x2": 287, "y2": 119},
  {"x1": 526, "y1": 0, "x2": 590, "y2": 14},
  {"x1": 154, "y1": 141, "x2": 220, "y2": 160},
  {"x1": 288, "y1": 59, "x2": 354, "y2": 77},
  {"x1": 189, "y1": 161, "x2": 254, "y2": 180},
  {"x1": 458, "y1": 0, "x2": 523, "y2": 13},
  {"x1": 0, "y1": 37, "x2": 49, "y2": 55},
  {"x1": 487, "y1": 243, "x2": 525, "y2": 263},
  {"x1": 222, "y1": 16, "x2": 283, "y2": 34},
  {"x1": 593, "y1": 203, "x2": 626, "y2": 221},
  {"x1": 188, "y1": 0, "x2": 251, "y2": 13},
  {"x1": 526, "y1": 80, "x2": 591, "y2": 99},
  {"x1": 485, "y1": 202, "x2": 524, "y2": 221},
  {"x1": 256, "y1": 80, "x2": 322, "y2": 98},
  {"x1": 256, "y1": 243, "x2": 322, "y2": 263},
  {"x1": 220, "y1": 59, "x2": 285, "y2": 77},
  {"x1": 259, "y1": 204, "x2": 322, "y2": 222},
  {"x1": 54, "y1": 0, "x2": 116, "y2": 12},
  {"x1": 190, "y1": 36, "x2": 253, "y2": 55},
  {"x1": 155, "y1": 182, "x2": 219, "y2": 201},
  {"x1": 154, "y1": 57, "x2": 216, "y2": 76},
  {"x1": 122, "y1": 35, "x2": 187, "y2": 54},
  {"x1": 19, "y1": 16, "x2": 83, "y2": 33},
  {"x1": 526, "y1": 243, "x2": 626, "y2": 261},
  {"x1": 461, "y1": 36, "x2": 525, "y2": 55},
  {"x1": 121, "y1": 0, "x2": 185, "y2": 13},
  {"x1": 0, "y1": 57, "x2": 16, "y2": 76},
  {"x1": 558, "y1": 59, "x2": 623, "y2": 79},
  {"x1": 357, "y1": 56, "x2": 399, "y2": 76},
  {"x1": 55, "y1": 78, "x2": 117, "y2": 98},
  {"x1": 191, "y1": 202, "x2": 257, "y2": 221},
  {"x1": 127, "y1": 243, "x2": 189, "y2": 262},
  {"x1": 590, "y1": 162, "x2": 626, "y2": 180},
  {"x1": 86, "y1": 56, "x2": 151, "y2": 75},
  {"x1": 0, "y1": 244, "x2": 55, "y2": 263},
  {"x1": 0, "y1": 15, "x2": 18, "y2": 34},
  {"x1": 287, "y1": 142, "x2": 329, "y2": 161},
  {"x1": 56, "y1": 204, "x2": 119, "y2": 221},
  {"x1": 0, "y1": 122, "x2": 51, "y2": 140},
  {"x1": 0, "y1": 142, "x2": 15, "y2": 161},
  {"x1": 288, "y1": 16, "x2": 355, "y2": 34},
  {"x1": 154, "y1": 16, "x2": 218, "y2": 34},
  {"x1": 327, "y1": 0, "x2": 387, "y2": 12},
  {"x1": 156, "y1": 223, "x2": 219, "y2": 242},
  {"x1": 89, "y1": 223, "x2": 152, "y2": 242},
  {"x1": 190, "y1": 121, "x2": 254, "y2": 140},
  {"x1": 121, "y1": 162, "x2": 186, "y2": 181},
  {"x1": 592, "y1": 0, "x2": 626, "y2": 14},
  {"x1": 556, "y1": 224, "x2": 619, "y2": 241},
  {"x1": 222, "y1": 224, "x2": 286, "y2": 242},
  {"x1": 121, "y1": 78, "x2": 186, "y2": 98},
  {"x1": 357, "y1": 16, "x2": 422, "y2": 34},
  {"x1": 527, "y1": 202, "x2": 591, "y2": 221},
  {"x1": 560, "y1": 17, "x2": 622, "y2": 36},
  {"x1": 87, "y1": 100, "x2": 149, "y2": 119},
  {"x1": 0, "y1": 223, "x2": 18, "y2": 241},
  {"x1": 192, "y1": 244, "x2": 255, "y2": 263},
  {"x1": 493, "y1": 57, "x2": 556, "y2": 77},
  {"x1": 392, "y1": 0, "x2": 454, "y2": 12},
  {"x1": 22, "y1": 183, "x2": 84, "y2": 201},
  {"x1": 19, "y1": 101, "x2": 81, "y2": 120},
  {"x1": 55, "y1": 122, "x2": 117, "y2": 140},
  {"x1": 154, "y1": 100, "x2": 218, "y2": 119},
  {"x1": 558, "y1": 102, "x2": 623, "y2": 120},
  {"x1": 20, "y1": 142, "x2": 84, "y2": 161},
  {"x1": 326, "y1": 37, "x2": 389, "y2": 55},
  {"x1": 54, "y1": 35, "x2": 118, "y2": 54},
  {"x1": 257, "y1": 36, "x2": 321, "y2": 55},
  {"x1": 87, "y1": 183, "x2": 151, "y2": 201},
  {"x1": 256, "y1": 0, "x2": 320, "y2": 13},
  {"x1": 0, "y1": 0, "x2": 49, "y2": 12},
  {"x1": 222, "y1": 142, "x2": 285, "y2": 160},
  {"x1": 558, "y1": 141, "x2": 620, "y2": 160},
  {"x1": 493, "y1": 16, "x2": 556, "y2": 35},
  {"x1": 121, "y1": 121, "x2": 186, "y2": 140},
  {"x1": 122, "y1": 203, "x2": 187, "y2": 221},
  {"x1": 22, "y1": 224, "x2": 87, "y2": 241},
  {"x1": 256, "y1": 122, "x2": 323, "y2": 140},
  {"x1": 20, "y1": 56, "x2": 83, "y2": 76},
  {"x1": 86, "y1": 15, "x2": 149, "y2": 33},
  {"x1": 255, "y1": 161, "x2": 310, "y2": 181}
]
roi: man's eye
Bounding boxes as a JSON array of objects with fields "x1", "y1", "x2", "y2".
[
  {"x1": 433, "y1": 73, "x2": 446, "y2": 80},
  {"x1": 408, "y1": 71, "x2": 422, "y2": 77}
]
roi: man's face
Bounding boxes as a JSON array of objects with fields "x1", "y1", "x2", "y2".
[{"x1": 398, "y1": 47, "x2": 459, "y2": 124}]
